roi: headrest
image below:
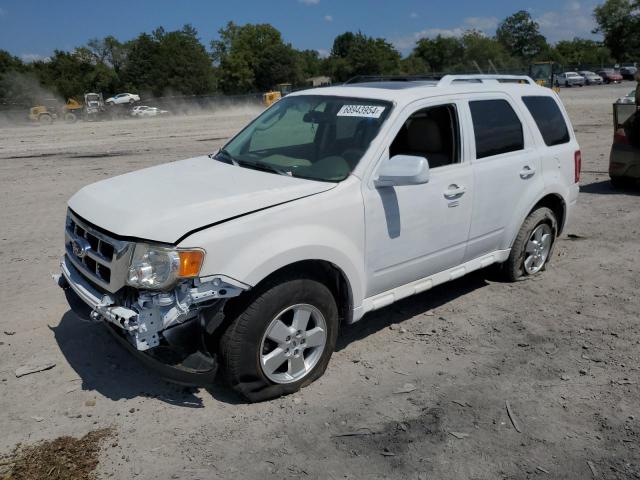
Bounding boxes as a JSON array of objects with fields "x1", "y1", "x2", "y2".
[{"x1": 406, "y1": 118, "x2": 443, "y2": 153}]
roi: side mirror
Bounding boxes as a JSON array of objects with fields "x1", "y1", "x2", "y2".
[{"x1": 374, "y1": 155, "x2": 430, "y2": 187}]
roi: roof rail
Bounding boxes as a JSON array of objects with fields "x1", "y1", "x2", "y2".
[
  {"x1": 438, "y1": 74, "x2": 536, "y2": 86},
  {"x1": 344, "y1": 74, "x2": 440, "y2": 84}
]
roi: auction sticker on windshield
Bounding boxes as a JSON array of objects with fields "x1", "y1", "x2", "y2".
[{"x1": 337, "y1": 105, "x2": 386, "y2": 118}]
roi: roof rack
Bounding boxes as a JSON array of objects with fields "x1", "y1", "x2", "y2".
[
  {"x1": 437, "y1": 74, "x2": 536, "y2": 86},
  {"x1": 344, "y1": 75, "x2": 440, "y2": 84}
]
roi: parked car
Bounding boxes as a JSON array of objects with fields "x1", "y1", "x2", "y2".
[
  {"x1": 557, "y1": 72, "x2": 585, "y2": 87},
  {"x1": 616, "y1": 90, "x2": 637, "y2": 104},
  {"x1": 131, "y1": 106, "x2": 169, "y2": 117},
  {"x1": 577, "y1": 71, "x2": 603, "y2": 85},
  {"x1": 620, "y1": 66, "x2": 638, "y2": 80},
  {"x1": 596, "y1": 69, "x2": 623, "y2": 84},
  {"x1": 610, "y1": 103, "x2": 640, "y2": 188},
  {"x1": 57, "y1": 75, "x2": 580, "y2": 401},
  {"x1": 106, "y1": 93, "x2": 140, "y2": 105}
]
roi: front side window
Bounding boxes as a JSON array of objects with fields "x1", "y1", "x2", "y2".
[
  {"x1": 221, "y1": 95, "x2": 392, "y2": 182},
  {"x1": 389, "y1": 104, "x2": 460, "y2": 168},
  {"x1": 522, "y1": 96, "x2": 570, "y2": 146},
  {"x1": 469, "y1": 99, "x2": 524, "y2": 159}
]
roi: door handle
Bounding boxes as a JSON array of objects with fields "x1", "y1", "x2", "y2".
[
  {"x1": 519, "y1": 166, "x2": 536, "y2": 179},
  {"x1": 444, "y1": 184, "x2": 466, "y2": 199}
]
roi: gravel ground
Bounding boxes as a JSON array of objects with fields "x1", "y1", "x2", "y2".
[{"x1": 0, "y1": 83, "x2": 638, "y2": 480}]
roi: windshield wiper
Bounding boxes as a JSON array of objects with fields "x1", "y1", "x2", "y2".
[
  {"x1": 211, "y1": 148, "x2": 237, "y2": 165},
  {"x1": 235, "y1": 159, "x2": 288, "y2": 176},
  {"x1": 211, "y1": 149, "x2": 288, "y2": 176}
]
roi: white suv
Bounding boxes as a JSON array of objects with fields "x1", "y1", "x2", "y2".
[{"x1": 57, "y1": 75, "x2": 580, "y2": 401}]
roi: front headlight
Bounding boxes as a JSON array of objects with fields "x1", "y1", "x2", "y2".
[{"x1": 126, "y1": 244, "x2": 205, "y2": 290}]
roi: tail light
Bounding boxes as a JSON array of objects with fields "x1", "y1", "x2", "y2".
[
  {"x1": 613, "y1": 128, "x2": 629, "y2": 145},
  {"x1": 574, "y1": 150, "x2": 581, "y2": 183}
]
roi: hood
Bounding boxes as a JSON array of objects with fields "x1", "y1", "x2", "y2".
[{"x1": 69, "y1": 156, "x2": 335, "y2": 244}]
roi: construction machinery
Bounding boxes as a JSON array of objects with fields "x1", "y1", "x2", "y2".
[
  {"x1": 28, "y1": 95, "x2": 106, "y2": 124},
  {"x1": 262, "y1": 83, "x2": 292, "y2": 107},
  {"x1": 29, "y1": 98, "x2": 84, "y2": 124},
  {"x1": 528, "y1": 62, "x2": 562, "y2": 91},
  {"x1": 83, "y1": 92, "x2": 106, "y2": 120}
]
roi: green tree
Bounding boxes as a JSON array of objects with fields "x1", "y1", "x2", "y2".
[
  {"x1": 497, "y1": 10, "x2": 548, "y2": 60},
  {"x1": 212, "y1": 22, "x2": 300, "y2": 93},
  {"x1": 412, "y1": 35, "x2": 464, "y2": 72},
  {"x1": 121, "y1": 25, "x2": 215, "y2": 96},
  {"x1": 554, "y1": 38, "x2": 613, "y2": 66},
  {"x1": 594, "y1": 0, "x2": 640, "y2": 61},
  {"x1": 326, "y1": 31, "x2": 401, "y2": 81},
  {"x1": 462, "y1": 31, "x2": 516, "y2": 71},
  {"x1": 399, "y1": 55, "x2": 428, "y2": 75}
]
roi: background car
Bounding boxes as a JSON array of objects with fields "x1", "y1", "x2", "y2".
[
  {"x1": 577, "y1": 71, "x2": 603, "y2": 85},
  {"x1": 620, "y1": 66, "x2": 638, "y2": 80},
  {"x1": 133, "y1": 106, "x2": 169, "y2": 117},
  {"x1": 616, "y1": 90, "x2": 637, "y2": 104},
  {"x1": 106, "y1": 93, "x2": 140, "y2": 105},
  {"x1": 131, "y1": 105, "x2": 150, "y2": 116},
  {"x1": 610, "y1": 104, "x2": 640, "y2": 188},
  {"x1": 596, "y1": 69, "x2": 623, "y2": 84},
  {"x1": 557, "y1": 72, "x2": 585, "y2": 87}
]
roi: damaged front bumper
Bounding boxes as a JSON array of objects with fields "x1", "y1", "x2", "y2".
[{"x1": 57, "y1": 255, "x2": 242, "y2": 386}]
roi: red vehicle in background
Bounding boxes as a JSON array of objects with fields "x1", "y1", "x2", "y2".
[
  {"x1": 610, "y1": 103, "x2": 640, "y2": 188},
  {"x1": 596, "y1": 69, "x2": 623, "y2": 84}
]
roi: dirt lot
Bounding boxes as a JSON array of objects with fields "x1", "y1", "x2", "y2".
[{"x1": 0, "y1": 84, "x2": 638, "y2": 480}]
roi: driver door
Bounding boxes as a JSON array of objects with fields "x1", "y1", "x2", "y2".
[{"x1": 362, "y1": 100, "x2": 474, "y2": 297}]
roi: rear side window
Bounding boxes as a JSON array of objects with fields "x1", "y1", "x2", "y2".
[
  {"x1": 522, "y1": 96, "x2": 570, "y2": 146},
  {"x1": 469, "y1": 99, "x2": 524, "y2": 159}
]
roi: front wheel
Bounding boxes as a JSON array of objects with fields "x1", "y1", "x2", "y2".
[
  {"x1": 220, "y1": 275, "x2": 338, "y2": 402},
  {"x1": 502, "y1": 207, "x2": 557, "y2": 281}
]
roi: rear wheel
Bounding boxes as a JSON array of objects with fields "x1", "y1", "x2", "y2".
[
  {"x1": 503, "y1": 207, "x2": 557, "y2": 281},
  {"x1": 38, "y1": 113, "x2": 52, "y2": 125},
  {"x1": 220, "y1": 274, "x2": 338, "y2": 402}
]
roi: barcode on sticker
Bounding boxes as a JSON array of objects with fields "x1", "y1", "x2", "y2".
[{"x1": 337, "y1": 105, "x2": 385, "y2": 118}]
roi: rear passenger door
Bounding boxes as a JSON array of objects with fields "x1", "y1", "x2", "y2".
[{"x1": 464, "y1": 95, "x2": 545, "y2": 260}]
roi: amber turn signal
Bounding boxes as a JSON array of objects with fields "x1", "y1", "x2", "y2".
[{"x1": 178, "y1": 250, "x2": 205, "y2": 278}]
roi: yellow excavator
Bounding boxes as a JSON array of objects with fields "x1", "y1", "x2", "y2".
[
  {"x1": 262, "y1": 83, "x2": 292, "y2": 107},
  {"x1": 29, "y1": 98, "x2": 84, "y2": 124}
]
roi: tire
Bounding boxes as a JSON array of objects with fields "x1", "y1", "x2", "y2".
[
  {"x1": 565, "y1": 82, "x2": 569, "y2": 87},
  {"x1": 220, "y1": 274, "x2": 339, "y2": 402},
  {"x1": 502, "y1": 207, "x2": 558, "y2": 282},
  {"x1": 64, "y1": 112, "x2": 77, "y2": 123}
]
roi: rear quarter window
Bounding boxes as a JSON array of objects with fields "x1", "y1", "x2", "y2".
[
  {"x1": 522, "y1": 96, "x2": 570, "y2": 146},
  {"x1": 469, "y1": 99, "x2": 524, "y2": 159}
]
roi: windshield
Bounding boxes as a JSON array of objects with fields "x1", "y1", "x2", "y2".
[{"x1": 219, "y1": 95, "x2": 392, "y2": 182}]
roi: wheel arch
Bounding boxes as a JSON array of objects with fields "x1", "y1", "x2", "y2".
[
  {"x1": 250, "y1": 260, "x2": 354, "y2": 325},
  {"x1": 214, "y1": 259, "x2": 355, "y2": 346},
  {"x1": 528, "y1": 193, "x2": 566, "y2": 235}
]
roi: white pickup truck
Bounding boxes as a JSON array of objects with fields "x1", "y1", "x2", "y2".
[{"x1": 58, "y1": 75, "x2": 580, "y2": 401}]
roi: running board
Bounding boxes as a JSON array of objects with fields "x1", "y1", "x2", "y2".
[{"x1": 353, "y1": 249, "x2": 510, "y2": 321}]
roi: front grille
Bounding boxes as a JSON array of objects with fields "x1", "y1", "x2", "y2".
[{"x1": 65, "y1": 211, "x2": 133, "y2": 293}]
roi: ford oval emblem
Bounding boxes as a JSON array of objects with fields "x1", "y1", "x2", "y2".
[{"x1": 71, "y1": 238, "x2": 91, "y2": 259}]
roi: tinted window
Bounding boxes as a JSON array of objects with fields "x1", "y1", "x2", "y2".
[
  {"x1": 469, "y1": 99, "x2": 524, "y2": 159},
  {"x1": 389, "y1": 104, "x2": 460, "y2": 169},
  {"x1": 522, "y1": 96, "x2": 570, "y2": 146}
]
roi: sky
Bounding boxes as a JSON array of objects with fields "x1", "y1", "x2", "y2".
[{"x1": 0, "y1": 0, "x2": 602, "y2": 62}]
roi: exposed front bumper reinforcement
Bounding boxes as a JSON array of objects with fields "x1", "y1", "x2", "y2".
[{"x1": 57, "y1": 256, "x2": 219, "y2": 386}]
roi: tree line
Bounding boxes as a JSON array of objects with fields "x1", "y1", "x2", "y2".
[{"x1": 0, "y1": 0, "x2": 638, "y2": 105}]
